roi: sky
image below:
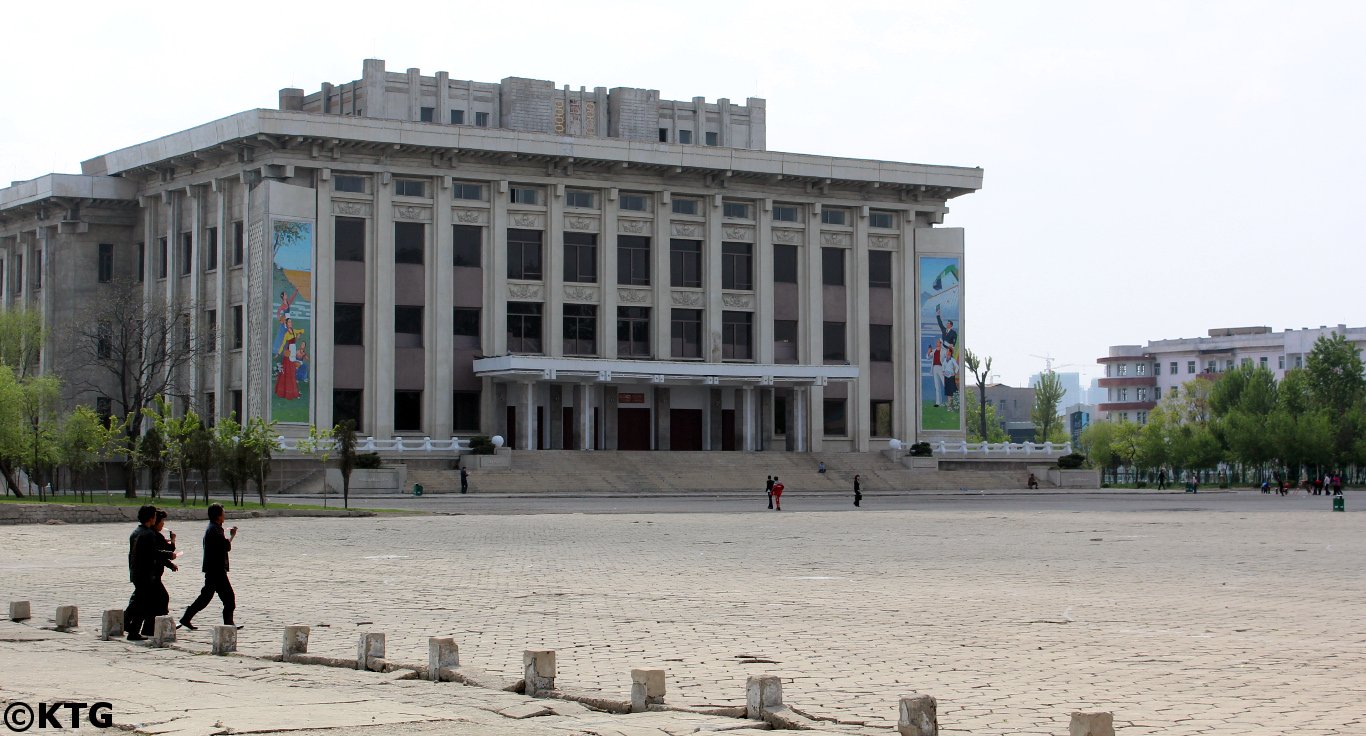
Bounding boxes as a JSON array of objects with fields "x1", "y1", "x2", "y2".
[{"x1": 3, "y1": 0, "x2": 1364, "y2": 387}]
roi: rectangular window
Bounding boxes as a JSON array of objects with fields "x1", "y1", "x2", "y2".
[
  {"x1": 394, "y1": 179, "x2": 427, "y2": 198},
  {"x1": 394, "y1": 391, "x2": 423, "y2": 432},
  {"x1": 1154, "y1": 387, "x2": 1162, "y2": 400},
  {"x1": 452, "y1": 182, "x2": 485, "y2": 201},
  {"x1": 1117, "y1": 363, "x2": 1128, "y2": 376},
  {"x1": 475, "y1": 111, "x2": 490, "y2": 127},
  {"x1": 1154, "y1": 363, "x2": 1162, "y2": 375},
  {"x1": 453, "y1": 308, "x2": 480, "y2": 338},
  {"x1": 96, "y1": 396, "x2": 113, "y2": 423},
  {"x1": 869, "y1": 210, "x2": 896, "y2": 229},
  {"x1": 1118, "y1": 388, "x2": 1129, "y2": 401},
  {"x1": 870, "y1": 324, "x2": 893, "y2": 362},
  {"x1": 1136, "y1": 362, "x2": 1147, "y2": 375},
  {"x1": 821, "y1": 208, "x2": 848, "y2": 226},
  {"x1": 774, "y1": 396, "x2": 787, "y2": 435},
  {"x1": 772, "y1": 205, "x2": 800, "y2": 222},
  {"x1": 619, "y1": 193, "x2": 649, "y2": 212},
  {"x1": 658, "y1": 127, "x2": 669, "y2": 143},
  {"x1": 670, "y1": 239, "x2": 702, "y2": 288},
  {"x1": 450, "y1": 109, "x2": 465, "y2": 125},
  {"x1": 395, "y1": 305, "x2": 424, "y2": 348},
  {"x1": 231, "y1": 305, "x2": 244, "y2": 349},
  {"x1": 616, "y1": 235, "x2": 651, "y2": 286},
  {"x1": 1171, "y1": 386, "x2": 1179, "y2": 399},
  {"x1": 721, "y1": 242, "x2": 753, "y2": 290},
  {"x1": 823, "y1": 399, "x2": 848, "y2": 436},
  {"x1": 823, "y1": 321, "x2": 847, "y2": 362},
  {"x1": 334, "y1": 175, "x2": 367, "y2": 193},
  {"x1": 677, "y1": 129, "x2": 693, "y2": 144},
  {"x1": 774, "y1": 319, "x2": 798, "y2": 363},
  {"x1": 1187, "y1": 360, "x2": 1196, "y2": 373},
  {"x1": 232, "y1": 221, "x2": 244, "y2": 266},
  {"x1": 394, "y1": 222, "x2": 425, "y2": 265},
  {"x1": 1137, "y1": 387, "x2": 1148, "y2": 401},
  {"x1": 869, "y1": 250, "x2": 892, "y2": 288},
  {"x1": 1259, "y1": 356, "x2": 1268, "y2": 369},
  {"x1": 565, "y1": 189, "x2": 596, "y2": 208},
  {"x1": 722, "y1": 311, "x2": 753, "y2": 360},
  {"x1": 158, "y1": 237, "x2": 168, "y2": 279},
  {"x1": 1278, "y1": 355, "x2": 1285, "y2": 370},
  {"x1": 510, "y1": 186, "x2": 541, "y2": 205},
  {"x1": 507, "y1": 302, "x2": 543, "y2": 353},
  {"x1": 563, "y1": 304, "x2": 597, "y2": 356},
  {"x1": 822, "y1": 247, "x2": 845, "y2": 286},
  {"x1": 1169, "y1": 361, "x2": 1177, "y2": 374},
  {"x1": 334, "y1": 303, "x2": 364, "y2": 346},
  {"x1": 98, "y1": 243, "x2": 114, "y2": 283},
  {"x1": 452, "y1": 225, "x2": 481, "y2": 267},
  {"x1": 870, "y1": 400, "x2": 894, "y2": 437},
  {"x1": 507, "y1": 229, "x2": 543, "y2": 280},
  {"x1": 182, "y1": 234, "x2": 195, "y2": 276},
  {"x1": 563, "y1": 232, "x2": 597, "y2": 283},
  {"x1": 33, "y1": 249, "x2": 41, "y2": 289},
  {"x1": 96, "y1": 322, "x2": 112, "y2": 359},
  {"x1": 205, "y1": 310, "x2": 217, "y2": 354},
  {"x1": 1295, "y1": 355, "x2": 1303, "y2": 368},
  {"x1": 671, "y1": 197, "x2": 699, "y2": 216},
  {"x1": 230, "y1": 390, "x2": 243, "y2": 422},
  {"x1": 705, "y1": 131, "x2": 719, "y2": 146},
  {"x1": 1225, "y1": 359, "x2": 1235, "y2": 371},
  {"x1": 1240, "y1": 357, "x2": 1252, "y2": 368},
  {"x1": 335, "y1": 217, "x2": 366, "y2": 262},
  {"x1": 334, "y1": 390, "x2": 363, "y2": 432},
  {"x1": 723, "y1": 201, "x2": 751, "y2": 219},
  {"x1": 419, "y1": 106, "x2": 435, "y2": 122},
  {"x1": 453, "y1": 391, "x2": 481, "y2": 432},
  {"x1": 774, "y1": 244, "x2": 798, "y2": 283},
  {"x1": 136, "y1": 242, "x2": 144, "y2": 282},
  {"x1": 671, "y1": 309, "x2": 702, "y2": 358},
  {"x1": 205, "y1": 227, "x2": 218, "y2": 271},
  {"x1": 617, "y1": 306, "x2": 650, "y2": 357}
]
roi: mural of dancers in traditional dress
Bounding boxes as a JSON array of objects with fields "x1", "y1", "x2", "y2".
[{"x1": 270, "y1": 220, "x2": 313, "y2": 424}]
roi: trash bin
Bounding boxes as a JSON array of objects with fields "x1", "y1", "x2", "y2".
[
  {"x1": 413, "y1": 483, "x2": 423, "y2": 497},
  {"x1": 1333, "y1": 495, "x2": 1345, "y2": 512}
]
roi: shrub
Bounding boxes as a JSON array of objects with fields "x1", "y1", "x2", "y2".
[
  {"x1": 1056, "y1": 453, "x2": 1086, "y2": 469},
  {"x1": 468, "y1": 435, "x2": 496, "y2": 455},
  {"x1": 908, "y1": 442, "x2": 933, "y2": 457},
  {"x1": 355, "y1": 452, "x2": 383, "y2": 470}
]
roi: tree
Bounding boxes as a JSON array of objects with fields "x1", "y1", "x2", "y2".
[
  {"x1": 963, "y1": 349, "x2": 994, "y2": 443},
  {"x1": 0, "y1": 307, "x2": 46, "y2": 379},
  {"x1": 58, "y1": 406, "x2": 104, "y2": 502},
  {"x1": 148, "y1": 397, "x2": 201, "y2": 504},
  {"x1": 240, "y1": 417, "x2": 279, "y2": 507},
  {"x1": 16, "y1": 374, "x2": 61, "y2": 498},
  {"x1": 964, "y1": 391, "x2": 1008, "y2": 443},
  {"x1": 95, "y1": 413, "x2": 131, "y2": 499},
  {"x1": 1112, "y1": 420, "x2": 1144, "y2": 478},
  {"x1": 1079, "y1": 420, "x2": 1119, "y2": 483},
  {"x1": 185, "y1": 421, "x2": 217, "y2": 505},
  {"x1": 138, "y1": 426, "x2": 167, "y2": 499},
  {"x1": 1304, "y1": 332, "x2": 1366, "y2": 464},
  {"x1": 66, "y1": 279, "x2": 202, "y2": 497},
  {"x1": 297, "y1": 424, "x2": 336, "y2": 506},
  {"x1": 1031, "y1": 371, "x2": 1066, "y2": 443},
  {"x1": 335, "y1": 420, "x2": 357, "y2": 510},
  {"x1": 214, "y1": 415, "x2": 247, "y2": 506}
]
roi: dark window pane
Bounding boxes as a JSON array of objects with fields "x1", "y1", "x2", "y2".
[
  {"x1": 870, "y1": 211, "x2": 895, "y2": 228},
  {"x1": 507, "y1": 229, "x2": 543, "y2": 280},
  {"x1": 395, "y1": 305, "x2": 423, "y2": 348},
  {"x1": 774, "y1": 244, "x2": 798, "y2": 283},
  {"x1": 336, "y1": 217, "x2": 366, "y2": 262},
  {"x1": 507, "y1": 301, "x2": 543, "y2": 353},
  {"x1": 772, "y1": 205, "x2": 799, "y2": 222},
  {"x1": 870, "y1": 400, "x2": 894, "y2": 437},
  {"x1": 231, "y1": 305, "x2": 244, "y2": 349},
  {"x1": 823, "y1": 321, "x2": 846, "y2": 362},
  {"x1": 566, "y1": 190, "x2": 595, "y2": 208},
  {"x1": 335, "y1": 303, "x2": 364, "y2": 346},
  {"x1": 450, "y1": 110, "x2": 465, "y2": 125},
  {"x1": 722, "y1": 311, "x2": 753, "y2": 360},
  {"x1": 453, "y1": 391, "x2": 481, "y2": 432},
  {"x1": 452, "y1": 183, "x2": 484, "y2": 200},
  {"x1": 563, "y1": 232, "x2": 597, "y2": 283},
  {"x1": 870, "y1": 324, "x2": 893, "y2": 362},
  {"x1": 453, "y1": 308, "x2": 480, "y2": 338},
  {"x1": 98, "y1": 243, "x2": 114, "y2": 283},
  {"x1": 394, "y1": 391, "x2": 423, "y2": 431},
  {"x1": 617, "y1": 235, "x2": 651, "y2": 286},
  {"x1": 722, "y1": 242, "x2": 752, "y2": 290},
  {"x1": 774, "y1": 396, "x2": 787, "y2": 435},
  {"x1": 821, "y1": 208, "x2": 847, "y2": 225},
  {"x1": 670, "y1": 239, "x2": 702, "y2": 288},
  {"x1": 334, "y1": 175, "x2": 366, "y2": 193},
  {"x1": 774, "y1": 319, "x2": 798, "y2": 364},
  {"x1": 620, "y1": 193, "x2": 649, "y2": 211},
  {"x1": 823, "y1": 399, "x2": 847, "y2": 436},
  {"x1": 205, "y1": 228, "x2": 218, "y2": 271},
  {"x1": 617, "y1": 306, "x2": 650, "y2": 357},
  {"x1": 232, "y1": 221, "x2": 244, "y2": 265},
  {"x1": 562, "y1": 304, "x2": 597, "y2": 356},
  {"x1": 395, "y1": 222, "x2": 425, "y2": 265},
  {"x1": 453, "y1": 225, "x2": 481, "y2": 267},
  {"x1": 670, "y1": 308, "x2": 702, "y2": 358},
  {"x1": 334, "y1": 390, "x2": 363, "y2": 432},
  {"x1": 671, "y1": 198, "x2": 698, "y2": 215},
  {"x1": 869, "y1": 250, "x2": 892, "y2": 288},
  {"x1": 180, "y1": 234, "x2": 192, "y2": 276},
  {"x1": 822, "y1": 248, "x2": 845, "y2": 286},
  {"x1": 395, "y1": 179, "x2": 427, "y2": 197},
  {"x1": 420, "y1": 106, "x2": 434, "y2": 122},
  {"x1": 723, "y1": 201, "x2": 750, "y2": 218}
]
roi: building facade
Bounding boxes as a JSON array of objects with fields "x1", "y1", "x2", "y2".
[
  {"x1": 1097, "y1": 325, "x2": 1366, "y2": 422},
  {"x1": 0, "y1": 59, "x2": 981, "y2": 452}
]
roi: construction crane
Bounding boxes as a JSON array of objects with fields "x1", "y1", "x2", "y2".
[{"x1": 1029, "y1": 353, "x2": 1078, "y2": 374}]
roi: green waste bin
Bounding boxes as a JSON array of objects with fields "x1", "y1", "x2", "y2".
[
  {"x1": 1333, "y1": 495, "x2": 1344, "y2": 512},
  {"x1": 413, "y1": 483, "x2": 423, "y2": 497}
]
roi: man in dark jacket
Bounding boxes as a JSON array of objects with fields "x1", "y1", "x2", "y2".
[
  {"x1": 123, "y1": 505, "x2": 158, "y2": 640},
  {"x1": 136, "y1": 510, "x2": 179, "y2": 636},
  {"x1": 179, "y1": 504, "x2": 238, "y2": 630}
]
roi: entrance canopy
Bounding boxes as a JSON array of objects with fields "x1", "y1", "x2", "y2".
[{"x1": 472, "y1": 356, "x2": 859, "y2": 386}]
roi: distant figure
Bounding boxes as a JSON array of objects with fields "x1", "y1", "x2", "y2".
[
  {"x1": 818, "y1": 461, "x2": 826, "y2": 474},
  {"x1": 771, "y1": 477, "x2": 784, "y2": 511},
  {"x1": 460, "y1": 466, "x2": 470, "y2": 494},
  {"x1": 766, "y1": 475, "x2": 774, "y2": 510},
  {"x1": 853, "y1": 475, "x2": 862, "y2": 507},
  {"x1": 1332, "y1": 474, "x2": 1343, "y2": 496},
  {"x1": 1157, "y1": 469, "x2": 1168, "y2": 490},
  {"x1": 1027, "y1": 473, "x2": 1039, "y2": 490},
  {"x1": 180, "y1": 504, "x2": 238, "y2": 631}
]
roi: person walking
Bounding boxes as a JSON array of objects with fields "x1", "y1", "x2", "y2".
[
  {"x1": 123, "y1": 505, "x2": 158, "y2": 640},
  {"x1": 179, "y1": 504, "x2": 238, "y2": 631},
  {"x1": 853, "y1": 475, "x2": 862, "y2": 507},
  {"x1": 460, "y1": 465, "x2": 470, "y2": 494},
  {"x1": 766, "y1": 475, "x2": 774, "y2": 509},
  {"x1": 139, "y1": 511, "x2": 179, "y2": 635},
  {"x1": 1157, "y1": 469, "x2": 1167, "y2": 490},
  {"x1": 771, "y1": 477, "x2": 784, "y2": 511},
  {"x1": 1332, "y1": 473, "x2": 1343, "y2": 496}
]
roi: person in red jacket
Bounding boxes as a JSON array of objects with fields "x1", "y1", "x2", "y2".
[{"x1": 771, "y1": 477, "x2": 784, "y2": 511}]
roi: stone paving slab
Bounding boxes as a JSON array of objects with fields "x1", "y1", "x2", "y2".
[{"x1": 1, "y1": 500, "x2": 1363, "y2": 734}]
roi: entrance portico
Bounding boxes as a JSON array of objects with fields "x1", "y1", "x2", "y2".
[{"x1": 474, "y1": 356, "x2": 857, "y2": 452}]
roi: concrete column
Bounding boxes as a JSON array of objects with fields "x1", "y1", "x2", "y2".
[
  {"x1": 283, "y1": 625, "x2": 310, "y2": 658},
  {"x1": 652, "y1": 195, "x2": 671, "y2": 359},
  {"x1": 523, "y1": 649, "x2": 556, "y2": 696},
  {"x1": 740, "y1": 386, "x2": 757, "y2": 452},
  {"x1": 238, "y1": 184, "x2": 253, "y2": 421},
  {"x1": 630, "y1": 668, "x2": 666, "y2": 712},
  {"x1": 164, "y1": 192, "x2": 180, "y2": 388},
  {"x1": 707, "y1": 387, "x2": 723, "y2": 450},
  {"x1": 100, "y1": 609, "x2": 123, "y2": 640},
  {"x1": 792, "y1": 386, "x2": 809, "y2": 453},
  {"x1": 489, "y1": 184, "x2": 509, "y2": 355},
  {"x1": 803, "y1": 205, "x2": 823, "y2": 365},
  {"x1": 54, "y1": 605, "x2": 78, "y2": 631},
  {"x1": 406, "y1": 67, "x2": 421, "y2": 121},
  {"x1": 188, "y1": 187, "x2": 202, "y2": 403},
  {"x1": 517, "y1": 381, "x2": 537, "y2": 451},
  {"x1": 808, "y1": 383, "x2": 824, "y2": 452},
  {"x1": 546, "y1": 187, "x2": 565, "y2": 357},
  {"x1": 899, "y1": 225, "x2": 918, "y2": 441},
  {"x1": 214, "y1": 182, "x2": 230, "y2": 423},
  {"x1": 373, "y1": 176, "x2": 396, "y2": 437},
  {"x1": 314, "y1": 182, "x2": 334, "y2": 430},
  {"x1": 431, "y1": 177, "x2": 454, "y2": 436},
  {"x1": 357, "y1": 632, "x2": 386, "y2": 671},
  {"x1": 603, "y1": 384, "x2": 618, "y2": 450},
  {"x1": 549, "y1": 384, "x2": 565, "y2": 448},
  {"x1": 436, "y1": 71, "x2": 450, "y2": 123},
  {"x1": 429, "y1": 636, "x2": 459, "y2": 680},
  {"x1": 760, "y1": 387, "x2": 773, "y2": 451},
  {"x1": 704, "y1": 195, "x2": 723, "y2": 362},
  {"x1": 756, "y1": 200, "x2": 775, "y2": 364},
  {"x1": 654, "y1": 385, "x2": 670, "y2": 450},
  {"x1": 852, "y1": 211, "x2": 871, "y2": 451},
  {"x1": 602, "y1": 189, "x2": 619, "y2": 360},
  {"x1": 212, "y1": 625, "x2": 238, "y2": 655},
  {"x1": 898, "y1": 694, "x2": 938, "y2": 736},
  {"x1": 152, "y1": 616, "x2": 176, "y2": 646},
  {"x1": 577, "y1": 383, "x2": 594, "y2": 450}
]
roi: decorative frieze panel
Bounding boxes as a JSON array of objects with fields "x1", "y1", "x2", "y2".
[
  {"x1": 722, "y1": 225, "x2": 754, "y2": 241},
  {"x1": 772, "y1": 227, "x2": 803, "y2": 245},
  {"x1": 671, "y1": 222, "x2": 703, "y2": 238},
  {"x1": 618, "y1": 218, "x2": 651, "y2": 235},
  {"x1": 721, "y1": 293, "x2": 755, "y2": 310},
  {"x1": 453, "y1": 208, "x2": 489, "y2": 225},
  {"x1": 563, "y1": 285, "x2": 599, "y2": 303},
  {"x1": 333, "y1": 200, "x2": 373, "y2": 218},
  {"x1": 618, "y1": 288, "x2": 651, "y2": 304},
  {"x1": 507, "y1": 282, "x2": 544, "y2": 300},
  {"x1": 510, "y1": 213, "x2": 546, "y2": 229},
  {"x1": 869, "y1": 234, "x2": 899, "y2": 250},
  {"x1": 820, "y1": 231, "x2": 853, "y2": 247},
  {"x1": 564, "y1": 215, "x2": 599, "y2": 232},
  {"x1": 395, "y1": 205, "x2": 432, "y2": 222},
  {"x1": 671, "y1": 290, "x2": 703, "y2": 307}
]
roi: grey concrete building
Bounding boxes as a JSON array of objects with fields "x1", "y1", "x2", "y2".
[{"x1": 0, "y1": 59, "x2": 981, "y2": 452}]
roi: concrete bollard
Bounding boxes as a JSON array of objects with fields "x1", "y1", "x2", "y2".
[
  {"x1": 55, "y1": 605, "x2": 79, "y2": 631},
  {"x1": 745, "y1": 674, "x2": 783, "y2": 720},
  {"x1": 152, "y1": 616, "x2": 176, "y2": 646},
  {"x1": 9, "y1": 601, "x2": 31, "y2": 621},
  {"x1": 630, "y1": 668, "x2": 666, "y2": 712},
  {"x1": 357, "y1": 632, "x2": 385, "y2": 671},
  {"x1": 212, "y1": 625, "x2": 237, "y2": 655},
  {"x1": 100, "y1": 610, "x2": 124, "y2": 640},
  {"x1": 1070, "y1": 711, "x2": 1115, "y2": 736},
  {"x1": 283, "y1": 625, "x2": 310, "y2": 658},
  {"x1": 898, "y1": 694, "x2": 938, "y2": 736},
  {"x1": 523, "y1": 649, "x2": 556, "y2": 696},
  {"x1": 428, "y1": 637, "x2": 459, "y2": 681}
]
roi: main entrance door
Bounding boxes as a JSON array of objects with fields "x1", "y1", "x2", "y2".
[
  {"x1": 505, "y1": 406, "x2": 517, "y2": 449},
  {"x1": 617, "y1": 408, "x2": 651, "y2": 450},
  {"x1": 722, "y1": 409, "x2": 736, "y2": 451},
  {"x1": 670, "y1": 409, "x2": 703, "y2": 451}
]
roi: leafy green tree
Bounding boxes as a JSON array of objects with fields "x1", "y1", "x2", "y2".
[
  {"x1": 1031, "y1": 371, "x2": 1066, "y2": 443},
  {"x1": 185, "y1": 421, "x2": 217, "y2": 504},
  {"x1": 95, "y1": 413, "x2": 131, "y2": 499},
  {"x1": 297, "y1": 424, "x2": 337, "y2": 505},
  {"x1": 335, "y1": 420, "x2": 357, "y2": 510},
  {"x1": 15, "y1": 375, "x2": 61, "y2": 498},
  {"x1": 1079, "y1": 420, "x2": 1119, "y2": 483},
  {"x1": 214, "y1": 415, "x2": 247, "y2": 506},
  {"x1": 148, "y1": 398, "x2": 202, "y2": 504},
  {"x1": 138, "y1": 426, "x2": 167, "y2": 499},
  {"x1": 240, "y1": 417, "x2": 280, "y2": 507},
  {"x1": 1112, "y1": 420, "x2": 1144, "y2": 478},
  {"x1": 58, "y1": 406, "x2": 104, "y2": 502},
  {"x1": 0, "y1": 307, "x2": 46, "y2": 379},
  {"x1": 963, "y1": 388, "x2": 1008, "y2": 443},
  {"x1": 963, "y1": 349, "x2": 994, "y2": 443},
  {"x1": 1136, "y1": 406, "x2": 1172, "y2": 473},
  {"x1": 1304, "y1": 332, "x2": 1366, "y2": 464}
]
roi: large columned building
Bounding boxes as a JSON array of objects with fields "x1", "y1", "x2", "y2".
[{"x1": 0, "y1": 59, "x2": 981, "y2": 452}]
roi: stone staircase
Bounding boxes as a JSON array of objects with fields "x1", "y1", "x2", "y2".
[{"x1": 402, "y1": 451, "x2": 1035, "y2": 494}]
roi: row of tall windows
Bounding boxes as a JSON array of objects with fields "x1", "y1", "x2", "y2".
[{"x1": 331, "y1": 389, "x2": 482, "y2": 435}]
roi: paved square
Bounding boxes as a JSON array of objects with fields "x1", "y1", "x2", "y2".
[{"x1": 2, "y1": 499, "x2": 1362, "y2": 735}]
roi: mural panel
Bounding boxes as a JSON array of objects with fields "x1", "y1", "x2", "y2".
[
  {"x1": 270, "y1": 219, "x2": 313, "y2": 424},
  {"x1": 919, "y1": 256, "x2": 961, "y2": 431}
]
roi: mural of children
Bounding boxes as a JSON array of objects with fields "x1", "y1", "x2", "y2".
[
  {"x1": 274, "y1": 288, "x2": 298, "y2": 349},
  {"x1": 295, "y1": 340, "x2": 310, "y2": 384},
  {"x1": 274, "y1": 318, "x2": 304, "y2": 400},
  {"x1": 942, "y1": 347, "x2": 960, "y2": 412}
]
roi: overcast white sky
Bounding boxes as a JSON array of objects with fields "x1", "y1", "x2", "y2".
[{"x1": 3, "y1": 0, "x2": 1363, "y2": 387}]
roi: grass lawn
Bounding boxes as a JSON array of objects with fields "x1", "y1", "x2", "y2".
[
  {"x1": 921, "y1": 400, "x2": 962, "y2": 431},
  {"x1": 0, "y1": 491, "x2": 405, "y2": 513}
]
